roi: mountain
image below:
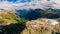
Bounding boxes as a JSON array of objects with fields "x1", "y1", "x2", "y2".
[
  {"x1": 16, "y1": 8, "x2": 60, "y2": 20},
  {"x1": 0, "y1": 9, "x2": 28, "y2": 34},
  {"x1": 0, "y1": 9, "x2": 17, "y2": 26},
  {"x1": 0, "y1": 9, "x2": 60, "y2": 34},
  {"x1": 16, "y1": 9, "x2": 45, "y2": 20},
  {"x1": 0, "y1": 9, "x2": 27, "y2": 26}
]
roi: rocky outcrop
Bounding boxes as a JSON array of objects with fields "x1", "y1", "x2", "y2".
[
  {"x1": 21, "y1": 18, "x2": 59, "y2": 34},
  {"x1": 54, "y1": 24, "x2": 60, "y2": 33},
  {"x1": 53, "y1": 18, "x2": 60, "y2": 34}
]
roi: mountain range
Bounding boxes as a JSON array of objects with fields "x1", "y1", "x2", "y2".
[{"x1": 16, "y1": 8, "x2": 60, "y2": 20}]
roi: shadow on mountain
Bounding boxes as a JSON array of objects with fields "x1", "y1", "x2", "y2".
[
  {"x1": 16, "y1": 9, "x2": 45, "y2": 20},
  {"x1": 0, "y1": 23, "x2": 26, "y2": 34},
  {"x1": 16, "y1": 9, "x2": 60, "y2": 20}
]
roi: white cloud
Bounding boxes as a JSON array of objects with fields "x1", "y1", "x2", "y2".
[
  {"x1": 51, "y1": 0, "x2": 60, "y2": 9},
  {"x1": 0, "y1": 0, "x2": 60, "y2": 10}
]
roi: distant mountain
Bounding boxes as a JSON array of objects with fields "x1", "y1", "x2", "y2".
[
  {"x1": 16, "y1": 9, "x2": 45, "y2": 20},
  {"x1": 16, "y1": 9, "x2": 60, "y2": 20}
]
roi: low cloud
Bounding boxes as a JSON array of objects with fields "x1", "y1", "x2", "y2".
[{"x1": 0, "y1": 0, "x2": 60, "y2": 10}]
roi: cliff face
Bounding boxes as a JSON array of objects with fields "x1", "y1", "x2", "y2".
[{"x1": 21, "y1": 18, "x2": 59, "y2": 34}]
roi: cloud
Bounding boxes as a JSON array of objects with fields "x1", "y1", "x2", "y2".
[
  {"x1": 0, "y1": 0, "x2": 60, "y2": 10},
  {"x1": 51, "y1": 0, "x2": 60, "y2": 9}
]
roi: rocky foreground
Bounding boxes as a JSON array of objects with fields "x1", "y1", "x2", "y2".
[{"x1": 21, "y1": 18, "x2": 60, "y2": 34}]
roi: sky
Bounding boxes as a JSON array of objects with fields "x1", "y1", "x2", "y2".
[{"x1": 0, "y1": 0, "x2": 60, "y2": 10}]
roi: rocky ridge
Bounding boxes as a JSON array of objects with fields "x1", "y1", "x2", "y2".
[{"x1": 21, "y1": 18, "x2": 60, "y2": 34}]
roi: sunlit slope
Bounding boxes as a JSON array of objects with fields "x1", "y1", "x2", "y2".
[{"x1": 0, "y1": 9, "x2": 27, "y2": 26}]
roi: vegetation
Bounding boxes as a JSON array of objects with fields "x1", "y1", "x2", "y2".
[
  {"x1": 0, "y1": 10, "x2": 28, "y2": 34},
  {"x1": 0, "y1": 9, "x2": 60, "y2": 34}
]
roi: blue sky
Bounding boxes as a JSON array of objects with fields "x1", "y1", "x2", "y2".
[
  {"x1": 8, "y1": 0, "x2": 17, "y2": 2},
  {"x1": 0, "y1": 0, "x2": 51, "y2": 3},
  {"x1": 7, "y1": 0, "x2": 50, "y2": 2},
  {"x1": 0, "y1": 0, "x2": 60, "y2": 10},
  {"x1": 0, "y1": 0, "x2": 31, "y2": 3}
]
